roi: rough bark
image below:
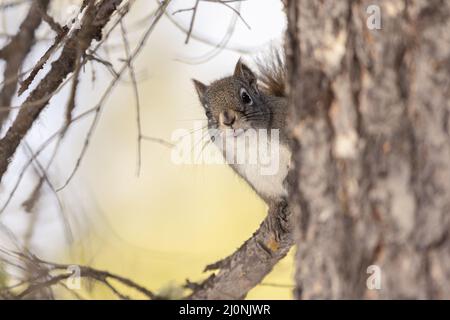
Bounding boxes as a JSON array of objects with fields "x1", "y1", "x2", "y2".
[{"x1": 286, "y1": 0, "x2": 450, "y2": 299}]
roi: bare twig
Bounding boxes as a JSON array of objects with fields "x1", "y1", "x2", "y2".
[
  {"x1": 0, "y1": 106, "x2": 99, "y2": 214},
  {"x1": 184, "y1": 0, "x2": 200, "y2": 44},
  {"x1": 0, "y1": 0, "x2": 124, "y2": 183},
  {"x1": 85, "y1": 53, "x2": 119, "y2": 78},
  {"x1": 175, "y1": 0, "x2": 240, "y2": 65},
  {"x1": 164, "y1": 5, "x2": 256, "y2": 55},
  {"x1": 0, "y1": 0, "x2": 50, "y2": 128},
  {"x1": 203, "y1": 0, "x2": 250, "y2": 29},
  {"x1": 119, "y1": 20, "x2": 143, "y2": 176},
  {"x1": 36, "y1": 1, "x2": 65, "y2": 35},
  {"x1": 62, "y1": 49, "x2": 82, "y2": 135},
  {"x1": 141, "y1": 135, "x2": 174, "y2": 148},
  {"x1": 0, "y1": 249, "x2": 157, "y2": 299},
  {"x1": 56, "y1": 0, "x2": 171, "y2": 191},
  {"x1": 172, "y1": 0, "x2": 249, "y2": 45},
  {"x1": 21, "y1": 141, "x2": 73, "y2": 244}
]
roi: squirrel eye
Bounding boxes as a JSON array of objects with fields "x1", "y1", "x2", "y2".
[{"x1": 240, "y1": 88, "x2": 253, "y2": 105}]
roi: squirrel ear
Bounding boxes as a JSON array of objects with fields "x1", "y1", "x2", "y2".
[
  {"x1": 192, "y1": 79, "x2": 208, "y2": 103},
  {"x1": 234, "y1": 58, "x2": 256, "y2": 85}
]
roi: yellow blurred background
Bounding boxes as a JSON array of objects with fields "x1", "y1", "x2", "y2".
[{"x1": 1, "y1": 0, "x2": 294, "y2": 299}]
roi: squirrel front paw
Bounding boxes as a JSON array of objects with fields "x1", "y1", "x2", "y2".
[{"x1": 267, "y1": 199, "x2": 290, "y2": 241}]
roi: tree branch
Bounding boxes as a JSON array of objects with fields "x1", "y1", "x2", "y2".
[
  {"x1": 0, "y1": 0, "x2": 123, "y2": 183},
  {"x1": 0, "y1": 0, "x2": 50, "y2": 129},
  {"x1": 0, "y1": 249, "x2": 156, "y2": 299},
  {"x1": 188, "y1": 201, "x2": 294, "y2": 299}
]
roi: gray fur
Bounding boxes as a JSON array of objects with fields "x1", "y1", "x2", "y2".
[{"x1": 193, "y1": 58, "x2": 290, "y2": 203}]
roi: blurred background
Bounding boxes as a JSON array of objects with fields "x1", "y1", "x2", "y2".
[{"x1": 0, "y1": 0, "x2": 293, "y2": 299}]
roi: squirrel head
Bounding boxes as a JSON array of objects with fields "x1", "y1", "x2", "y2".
[{"x1": 192, "y1": 59, "x2": 272, "y2": 136}]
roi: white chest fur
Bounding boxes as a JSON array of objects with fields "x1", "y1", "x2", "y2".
[{"x1": 214, "y1": 132, "x2": 291, "y2": 200}]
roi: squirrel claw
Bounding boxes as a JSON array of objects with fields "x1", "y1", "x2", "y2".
[{"x1": 267, "y1": 200, "x2": 289, "y2": 241}]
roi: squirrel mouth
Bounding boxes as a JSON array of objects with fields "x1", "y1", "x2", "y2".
[{"x1": 222, "y1": 128, "x2": 245, "y2": 138}]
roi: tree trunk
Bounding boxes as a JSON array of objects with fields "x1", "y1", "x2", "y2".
[{"x1": 286, "y1": 0, "x2": 450, "y2": 299}]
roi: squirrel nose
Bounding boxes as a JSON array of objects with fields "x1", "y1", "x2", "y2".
[{"x1": 221, "y1": 110, "x2": 236, "y2": 126}]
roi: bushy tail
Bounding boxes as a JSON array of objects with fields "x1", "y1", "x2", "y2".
[{"x1": 255, "y1": 47, "x2": 286, "y2": 97}]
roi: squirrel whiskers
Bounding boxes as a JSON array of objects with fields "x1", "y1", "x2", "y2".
[{"x1": 192, "y1": 50, "x2": 290, "y2": 206}]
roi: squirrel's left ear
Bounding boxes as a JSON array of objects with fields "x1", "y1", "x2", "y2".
[
  {"x1": 234, "y1": 58, "x2": 256, "y2": 85},
  {"x1": 192, "y1": 79, "x2": 208, "y2": 104}
]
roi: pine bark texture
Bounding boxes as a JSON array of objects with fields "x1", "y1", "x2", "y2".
[{"x1": 286, "y1": 0, "x2": 450, "y2": 299}]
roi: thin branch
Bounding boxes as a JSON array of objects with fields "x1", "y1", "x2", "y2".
[
  {"x1": 85, "y1": 53, "x2": 119, "y2": 78},
  {"x1": 56, "y1": 0, "x2": 171, "y2": 191},
  {"x1": 175, "y1": 0, "x2": 241, "y2": 65},
  {"x1": 119, "y1": 20, "x2": 143, "y2": 176},
  {"x1": 0, "y1": 250, "x2": 157, "y2": 299},
  {"x1": 141, "y1": 135, "x2": 174, "y2": 148},
  {"x1": 21, "y1": 141, "x2": 74, "y2": 244},
  {"x1": 0, "y1": 106, "x2": 98, "y2": 214},
  {"x1": 36, "y1": 1, "x2": 65, "y2": 35},
  {"x1": 0, "y1": 0, "x2": 50, "y2": 128},
  {"x1": 171, "y1": 0, "x2": 249, "y2": 46},
  {"x1": 0, "y1": 0, "x2": 151, "y2": 207},
  {"x1": 203, "y1": 0, "x2": 250, "y2": 29},
  {"x1": 164, "y1": 5, "x2": 256, "y2": 55},
  {"x1": 16, "y1": 273, "x2": 71, "y2": 299},
  {"x1": 185, "y1": 0, "x2": 200, "y2": 44},
  {"x1": 62, "y1": 49, "x2": 82, "y2": 135},
  {"x1": 0, "y1": 0, "x2": 124, "y2": 183}
]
